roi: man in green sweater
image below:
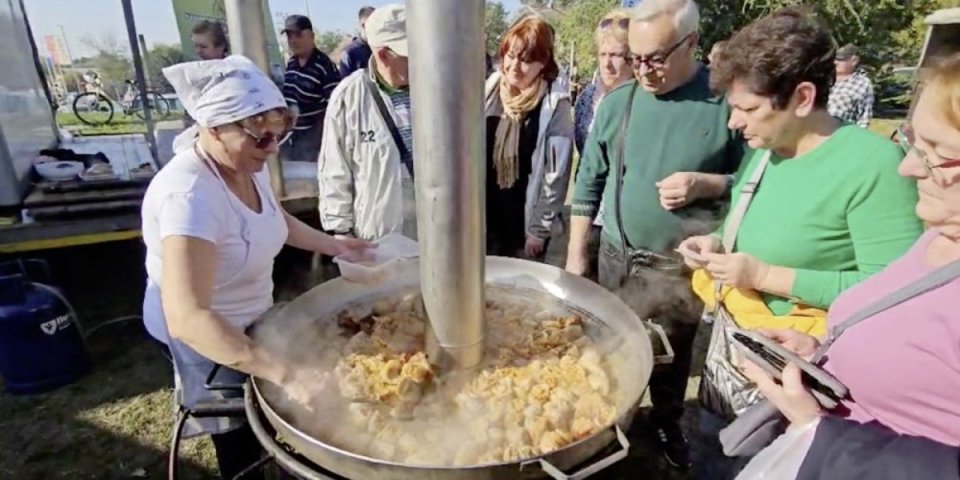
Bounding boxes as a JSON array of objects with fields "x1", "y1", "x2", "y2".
[{"x1": 565, "y1": 0, "x2": 744, "y2": 469}]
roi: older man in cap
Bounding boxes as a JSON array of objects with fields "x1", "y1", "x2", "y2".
[
  {"x1": 280, "y1": 15, "x2": 341, "y2": 162},
  {"x1": 318, "y1": 3, "x2": 416, "y2": 241},
  {"x1": 828, "y1": 43, "x2": 875, "y2": 128}
]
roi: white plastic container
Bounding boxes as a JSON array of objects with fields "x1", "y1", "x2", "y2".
[
  {"x1": 34, "y1": 161, "x2": 83, "y2": 182},
  {"x1": 333, "y1": 233, "x2": 419, "y2": 284}
]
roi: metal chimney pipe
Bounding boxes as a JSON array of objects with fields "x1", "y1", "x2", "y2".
[
  {"x1": 407, "y1": 0, "x2": 486, "y2": 369},
  {"x1": 224, "y1": 0, "x2": 285, "y2": 197}
]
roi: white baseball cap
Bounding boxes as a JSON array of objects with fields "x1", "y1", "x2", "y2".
[{"x1": 365, "y1": 4, "x2": 407, "y2": 57}]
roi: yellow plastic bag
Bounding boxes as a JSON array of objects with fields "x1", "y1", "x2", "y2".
[{"x1": 692, "y1": 269, "x2": 827, "y2": 338}]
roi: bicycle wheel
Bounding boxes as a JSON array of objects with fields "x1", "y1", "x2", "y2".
[
  {"x1": 134, "y1": 92, "x2": 171, "y2": 121},
  {"x1": 73, "y1": 93, "x2": 114, "y2": 126}
]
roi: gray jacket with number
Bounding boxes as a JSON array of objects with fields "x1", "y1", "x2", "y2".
[{"x1": 318, "y1": 67, "x2": 412, "y2": 240}]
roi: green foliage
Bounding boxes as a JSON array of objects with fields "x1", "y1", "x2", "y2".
[
  {"x1": 78, "y1": 34, "x2": 132, "y2": 96},
  {"x1": 696, "y1": 0, "x2": 941, "y2": 67},
  {"x1": 316, "y1": 30, "x2": 349, "y2": 55},
  {"x1": 56, "y1": 112, "x2": 146, "y2": 135},
  {"x1": 486, "y1": 1, "x2": 510, "y2": 53},
  {"x1": 519, "y1": 0, "x2": 580, "y2": 8},
  {"x1": 144, "y1": 44, "x2": 188, "y2": 93},
  {"x1": 552, "y1": 0, "x2": 618, "y2": 82},
  {"x1": 543, "y1": 0, "x2": 946, "y2": 113}
]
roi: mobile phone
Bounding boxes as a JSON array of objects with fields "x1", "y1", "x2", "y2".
[{"x1": 730, "y1": 328, "x2": 848, "y2": 409}]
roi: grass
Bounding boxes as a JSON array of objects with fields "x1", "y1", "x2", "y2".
[
  {"x1": 0, "y1": 242, "x2": 217, "y2": 479},
  {"x1": 56, "y1": 112, "x2": 153, "y2": 136}
]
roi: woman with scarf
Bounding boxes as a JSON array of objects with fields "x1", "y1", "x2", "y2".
[
  {"x1": 142, "y1": 55, "x2": 369, "y2": 479},
  {"x1": 483, "y1": 16, "x2": 575, "y2": 260}
]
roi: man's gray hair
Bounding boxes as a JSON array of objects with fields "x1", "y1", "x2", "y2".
[{"x1": 630, "y1": 0, "x2": 700, "y2": 37}]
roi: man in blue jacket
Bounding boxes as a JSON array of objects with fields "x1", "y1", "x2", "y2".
[{"x1": 339, "y1": 6, "x2": 375, "y2": 78}]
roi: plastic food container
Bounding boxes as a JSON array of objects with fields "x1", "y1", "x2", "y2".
[
  {"x1": 34, "y1": 161, "x2": 83, "y2": 182},
  {"x1": 333, "y1": 233, "x2": 419, "y2": 284}
]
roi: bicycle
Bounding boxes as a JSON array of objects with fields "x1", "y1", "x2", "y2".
[{"x1": 72, "y1": 78, "x2": 171, "y2": 126}]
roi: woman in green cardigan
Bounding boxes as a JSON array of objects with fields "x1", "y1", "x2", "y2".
[
  {"x1": 677, "y1": 9, "x2": 924, "y2": 480},
  {"x1": 679, "y1": 10, "x2": 922, "y2": 316}
]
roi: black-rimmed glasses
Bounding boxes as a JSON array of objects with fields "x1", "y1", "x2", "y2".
[{"x1": 628, "y1": 33, "x2": 693, "y2": 71}]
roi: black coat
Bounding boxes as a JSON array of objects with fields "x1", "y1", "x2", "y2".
[{"x1": 798, "y1": 416, "x2": 960, "y2": 480}]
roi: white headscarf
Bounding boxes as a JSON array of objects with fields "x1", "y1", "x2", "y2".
[{"x1": 163, "y1": 55, "x2": 287, "y2": 154}]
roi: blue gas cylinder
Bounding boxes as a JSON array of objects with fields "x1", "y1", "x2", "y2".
[{"x1": 0, "y1": 260, "x2": 88, "y2": 394}]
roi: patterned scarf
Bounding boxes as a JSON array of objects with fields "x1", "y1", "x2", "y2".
[{"x1": 493, "y1": 76, "x2": 548, "y2": 189}]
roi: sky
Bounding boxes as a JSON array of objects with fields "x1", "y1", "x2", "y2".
[{"x1": 25, "y1": 0, "x2": 523, "y2": 60}]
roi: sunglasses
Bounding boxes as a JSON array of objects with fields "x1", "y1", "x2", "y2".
[
  {"x1": 897, "y1": 124, "x2": 960, "y2": 182},
  {"x1": 628, "y1": 33, "x2": 693, "y2": 71},
  {"x1": 240, "y1": 125, "x2": 292, "y2": 149},
  {"x1": 599, "y1": 18, "x2": 630, "y2": 30}
]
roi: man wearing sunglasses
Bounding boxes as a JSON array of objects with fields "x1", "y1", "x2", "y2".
[
  {"x1": 566, "y1": 0, "x2": 745, "y2": 469},
  {"x1": 280, "y1": 15, "x2": 341, "y2": 164},
  {"x1": 318, "y1": 4, "x2": 416, "y2": 241}
]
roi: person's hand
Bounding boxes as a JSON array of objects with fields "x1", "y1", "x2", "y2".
[
  {"x1": 676, "y1": 235, "x2": 721, "y2": 269},
  {"x1": 702, "y1": 251, "x2": 769, "y2": 289},
  {"x1": 754, "y1": 328, "x2": 820, "y2": 360},
  {"x1": 331, "y1": 236, "x2": 374, "y2": 257},
  {"x1": 739, "y1": 360, "x2": 823, "y2": 428},
  {"x1": 281, "y1": 366, "x2": 333, "y2": 412},
  {"x1": 525, "y1": 235, "x2": 547, "y2": 258},
  {"x1": 656, "y1": 172, "x2": 705, "y2": 211},
  {"x1": 565, "y1": 248, "x2": 590, "y2": 276}
]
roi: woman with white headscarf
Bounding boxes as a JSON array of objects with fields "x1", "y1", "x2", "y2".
[{"x1": 141, "y1": 55, "x2": 368, "y2": 479}]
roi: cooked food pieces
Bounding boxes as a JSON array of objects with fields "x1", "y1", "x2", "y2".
[{"x1": 290, "y1": 293, "x2": 619, "y2": 466}]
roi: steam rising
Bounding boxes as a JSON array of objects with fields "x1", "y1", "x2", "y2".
[{"x1": 250, "y1": 288, "x2": 631, "y2": 467}]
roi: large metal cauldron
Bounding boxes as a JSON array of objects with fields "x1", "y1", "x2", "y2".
[{"x1": 245, "y1": 257, "x2": 672, "y2": 480}]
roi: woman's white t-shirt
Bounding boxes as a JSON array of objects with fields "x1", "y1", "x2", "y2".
[{"x1": 141, "y1": 146, "x2": 288, "y2": 343}]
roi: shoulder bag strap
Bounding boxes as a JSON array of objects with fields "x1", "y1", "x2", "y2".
[
  {"x1": 614, "y1": 84, "x2": 638, "y2": 259},
  {"x1": 812, "y1": 257, "x2": 960, "y2": 363},
  {"x1": 712, "y1": 150, "x2": 772, "y2": 304},
  {"x1": 364, "y1": 75, "x2": 412, "y2": 178},
  {"x1": 721, "y1": 150, "x2": 772, "y2": 254}
]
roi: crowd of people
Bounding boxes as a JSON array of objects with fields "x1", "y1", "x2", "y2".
[{"x1": 139, "y1": 1, "x2": 959, "y2": 479}]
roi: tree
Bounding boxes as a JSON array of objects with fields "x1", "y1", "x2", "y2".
[
  {"x1": 694, "y1": 0, "x2": 942, "y2": 112},
  {"x1": 696, "y1": 0, "x2": 941, "y2": 66},
  {"x1": 519, "y1": 0, "x2": 579, "y2": 8},
  {"x1": 79, "y1": 33, "x2": 132, "y2": 96},
  {"x1": 486, "y1": 1, "x2": 510, "y2": 53},
  {"x1": 552, "y1": 0, "x2": 618, "y2": 81},
  {"x1": 316, "y1": 30, "x2": 349, "y2": 55},
  {"x1": 145, "y1": 44, "x2": 189, "y2": 93}
]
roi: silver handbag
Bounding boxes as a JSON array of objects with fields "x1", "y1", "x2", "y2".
[{"x1": 698, "y1": 150, "x2": 772, "y2": 419}]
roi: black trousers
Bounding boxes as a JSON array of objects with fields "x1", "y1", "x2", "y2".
[
  {"x1": 210, "y1": 423, "x2": 266, "y2": 480},
  {"x1": 597, "y1": 239, "x2": 702, "y2": 425}
]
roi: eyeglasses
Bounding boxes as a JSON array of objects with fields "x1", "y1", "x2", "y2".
[
  {"x1": 241, "y1": 125, "x2": 292, "y2": 149},
  {"x1": 897, "y1": 124, "x2": 960, "y2": 182},
  {"x1": 628, "y1": 33, "x2": 693, "y2": 71},
  {"x1": 599, "y1": 18, "x2": 630, "y2": 30}
]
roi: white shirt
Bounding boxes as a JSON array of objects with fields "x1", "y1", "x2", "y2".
[{"x1": 141, "y1": 146, "x2": 288, "y2": 343}]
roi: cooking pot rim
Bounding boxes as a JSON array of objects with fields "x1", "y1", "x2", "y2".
[{"x1": 248, "y1": 256, "x2": 656, "y2": 471}]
